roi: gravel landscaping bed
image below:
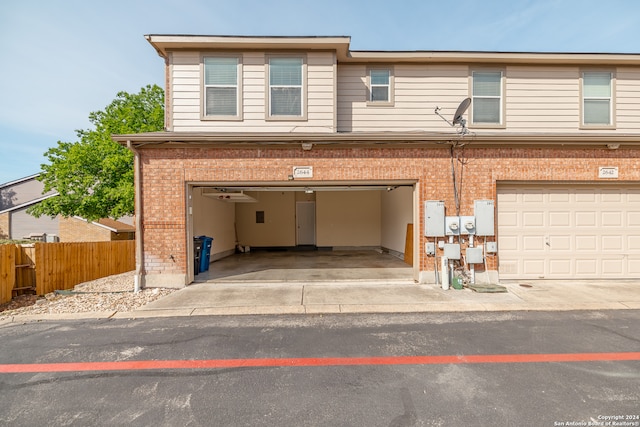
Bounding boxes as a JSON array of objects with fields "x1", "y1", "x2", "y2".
[{"x1": 0, "y1": 271, "x2": 177, "y2": 318}]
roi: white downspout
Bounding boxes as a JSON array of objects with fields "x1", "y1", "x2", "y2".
[{"x1": 127, "y1": 140, "x2": 143, "y2": 293}]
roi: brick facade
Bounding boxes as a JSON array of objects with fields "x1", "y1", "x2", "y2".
[
  {"x1": 0, "y1": 212, "x2": 9, "y2": 240},
  {"x1": 137, "y1": 144, "x2": 640, "y2": 284}
]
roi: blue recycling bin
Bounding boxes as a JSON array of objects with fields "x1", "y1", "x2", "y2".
[{"x1": 198, "y1": 236, "x2": 213, "y2": 273}]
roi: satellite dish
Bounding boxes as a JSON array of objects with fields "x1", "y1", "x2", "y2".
[{"x1": 452, "y1": 97, "x2": 471, "y2": 125}]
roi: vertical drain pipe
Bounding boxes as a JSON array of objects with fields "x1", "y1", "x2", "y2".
[{"x1": 127, "y1": 140, "x2": 143, "y2": 293}]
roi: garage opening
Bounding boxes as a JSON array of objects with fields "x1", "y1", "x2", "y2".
[{"x1": 188, "y1": 182, "x2": 416, "y2": 283}]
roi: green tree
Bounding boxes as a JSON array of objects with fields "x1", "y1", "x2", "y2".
[{"x1": 29, "y1": 84, "x2": 164, "y2": 221}]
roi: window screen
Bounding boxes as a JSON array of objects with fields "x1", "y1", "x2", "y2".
[
  {"x1": 370, "y1": 69, "x2": 390, "y2": 102},
  {"x1": 204, "y1": 57, "x2": 238, "y2": 116},
  {"x1": 269, "y1": 58, "x2": 303, "y2": 116},
  {"x1": 472, "y1": 71, "x2": 502, "y2": 124},
  {"x1": 583, "y1": 72, "x2": 612, "y2": 125}
]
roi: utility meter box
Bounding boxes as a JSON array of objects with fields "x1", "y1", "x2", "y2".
[
  {"x1": 460, "y1": 216, "x2": 476, "y2": 235},
  {"x1": 474, "y1": 200, "x2": 495, "y2": 236},
  {"x1": 444, "y1": 243, "x2": 461, "y2": 260},
  {"x1": 466, "y1": 247, "x2": 484, "y2": 264},
  {"x1": 425, "y1": 242, "x2": 436, "y2": 256},
  {"x1": 425, "y1": 201, "x2": 445, "y2": 237},
  {"x1": 445, "y1": 216, "x2": 460, "y2": 236}
]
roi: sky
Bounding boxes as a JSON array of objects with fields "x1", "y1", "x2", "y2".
[{"x1": 1, "y1": 0, "x2": 639, "y2": 184}]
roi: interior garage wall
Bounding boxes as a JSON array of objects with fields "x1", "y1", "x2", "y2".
[
  {"x1": 316, "y1": 191, "x2": 381, "y2": 247},
  {"x1": 381, "y1": 186, "x2": 413, "y2": 254},
  {"x1": 192, "y1": 188, "x2": 236, "y2": 259},
  {"x1": 236, "y1": 191, "x2": 296, "y2": 247}
]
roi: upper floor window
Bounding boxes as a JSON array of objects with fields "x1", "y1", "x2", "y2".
[
  {"x1": 582, "y1": 71, "x2": 614, "y2": 127},
  {"x1": 471, "y1": 71, "x2": 503, "y2": 126},
  {"x1": 203, "y1": 56, "x2": 241, "y2": 119},
  {"x1": 367, "y1": 67, "x2": 394, "y2": 106},
  {"x1": 268, "y1": 57, "x2": 304, "y2": 118}
]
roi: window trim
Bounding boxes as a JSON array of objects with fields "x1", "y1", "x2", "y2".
[
  {"x1": 265, "y1": 54, "x2": 307, "y2": 121},
  {"x1": 366, "y1": 66, "x2": 394, "y2": 107},
  {"x1": 580, "y1": 69, "x2": 616, "y2": 129},
  {"x1": 469, "y1": 69, "x2": 506, "y2": 129},
  {"x1": 200, "y1": 54, "x2": 243, "y2": 121}
]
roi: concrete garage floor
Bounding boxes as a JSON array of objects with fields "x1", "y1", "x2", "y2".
[{"x1": 194, "y1": 249, "x2": 414, "y2": 283}]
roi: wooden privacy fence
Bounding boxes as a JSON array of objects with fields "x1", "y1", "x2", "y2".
[{"x1": 1, "y1": 241, "x2": 135, "y2": 304}]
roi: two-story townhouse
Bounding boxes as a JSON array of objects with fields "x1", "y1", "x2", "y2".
[{"x1": 114, "y1": 35, "x2": 640, "y2": 289}]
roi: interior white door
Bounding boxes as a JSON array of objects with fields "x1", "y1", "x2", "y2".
[{"x1": 296, "y1": 201, "x2": 316, "y2": 245}]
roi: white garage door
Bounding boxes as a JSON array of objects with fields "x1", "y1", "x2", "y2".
[{"x1": 497, "y1": 184, "x2": 640, "y2": 279}]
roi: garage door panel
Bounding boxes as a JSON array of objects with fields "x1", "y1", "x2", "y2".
[
  {"x1": 549, "y1": 211, "x2": 570, "y2": 227},
  {"x1": 523, "y1": 212, "x2": 544, "y2": 226},
  {"x1": 549, "y1": 259, "x2": 571, "y2": 275},
  {"x1": 523, "y1": 235, "x2": 545, "y2": 250},
  {"x1": 576, "y1": 212, "x2": 597, "y2": 226},
  {"x1": 549, "y1": 235, "x2": 571, "y2": 251},
  {"x1": 602, "y1": 259, "x2": 624, "y2": 274},
  {"x1": 522, "y1": 259, "x2": 545, "y2": 275},
  {"x1": 575, "y1": 191, "x2": 596, "y2": 202},
  {"x1": 523, "y1": 192, "x2": 544, "y2": 203},
  {"x1": 575, "y1": 259, "x2": 597, "y2": 274},
  {"x1": 498, "y1": 235, "x2": 518, "y2": 250},
  {"x1": 498, "y1": 211, "x2": 518, "y2": 227},
  {"x1": 628, "y1": 236, "x2": 640, "y2": 250},
  {"x1": 629, "y1": 258, "x2": 640, "y2": 274},
  {"x1": 602, "y1": 236, "x2": 623, "y2": 251},
  {"x1": 576, "y1": 235, "x2": 597, "y2": 250},
  {"x1": 628, "y1": 212, "x2": 640, "y2": 226},
  {"x1": 601, "y1": 191, "x2": 623, "y2": 203},
  {"x1": 548, "y1": 191, "x2": 570, "y2": 203},
  {"x1": 601, "y1": 211, "x2": 623, "y2": 227},
  {"x1": 498, "y1": 184, "x2": 640, "y2": 279}
]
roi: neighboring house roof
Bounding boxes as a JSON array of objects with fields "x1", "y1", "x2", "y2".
[
  {"x1": 0, "y1": 173, "x2": 42, "y2": 189},
  {"x1": 0, "y1": 193, "x2": 59, "y2": 215},
  {"x1": 0, "y1": 173, "x2": 59, "y2": 214},
  {"x1": 73, "y1": 216, "x2": 136, "y2": 233}
]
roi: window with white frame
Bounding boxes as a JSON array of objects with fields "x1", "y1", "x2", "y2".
[
  {"x1": 269, "y1": 57, "x2": 303, "y2": 117},
  {"x1": 472, "y1": 71, "x2": 503, "y2": 125},
  {"x1": 369, "y1": 69, "x2": 390, "y2": 102},
  {"x1": 582, "y1": 71, "x2": 613, "y2": 126},
  {"x1": 203, "y1": 57, "x2": 239, "y2": 117}
]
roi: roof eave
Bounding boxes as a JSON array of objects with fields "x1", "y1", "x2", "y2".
[{"x1": 113, "y1": 131, "x2": 640, "y2": 148}]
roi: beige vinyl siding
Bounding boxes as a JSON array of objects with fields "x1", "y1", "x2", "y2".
[
  {"x1": 170, "y1": 51, "x2": 335, "y2": 132},
  {"x1": 338, "y1": 64, "x2": 468, "y2": 132},
  {"x1": 617, "y1": 68, "x2": 640, "y2": 130},
  {"x1": 504, "y1": 67, "x2": 580, "y2": 132}
]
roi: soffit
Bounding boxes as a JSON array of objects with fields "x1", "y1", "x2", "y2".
[
  {"x1": 145, "y1": 34, "x2": 640, "y2": 66},
  {"x1": 113, "y1": 131, "x2": 640, "y2": 148}
]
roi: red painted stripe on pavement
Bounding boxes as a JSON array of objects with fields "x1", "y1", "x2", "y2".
[{"x1": 1, "y1": 352, "x2": 639, "y2": 374}]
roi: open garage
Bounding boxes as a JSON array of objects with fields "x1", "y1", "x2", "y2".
[{"x1": 188, "y1": 182, "x2": 416, "y2": 282}]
